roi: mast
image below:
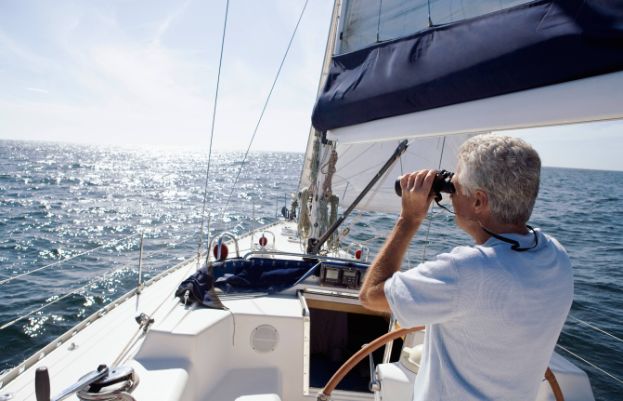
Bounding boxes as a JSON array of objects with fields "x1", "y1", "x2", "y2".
[{"x1": 298, "y1": 0, "x2": 343, "y2": 254}]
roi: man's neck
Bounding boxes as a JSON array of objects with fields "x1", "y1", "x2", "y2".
[{"x1": 475, "y1": 218, "x2": 529, "y2": 244}]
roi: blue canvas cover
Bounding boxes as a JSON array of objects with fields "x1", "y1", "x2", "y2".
[
  {"x1": 311, "y1": 0, "x2": 623, "y2": 131},
  {"x1": 175, "y1": 258, "x2": 368, "y2": 307}
]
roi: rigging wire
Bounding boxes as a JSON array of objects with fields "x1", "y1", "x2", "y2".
[
  {"x1": 219, "y1": 0, "x2": 310, "y2": 222},
  {"x1": 376, "y1": 0, "x2": 383, "y2": 42},
  {"x1": 427, "y1": 0, "x2": 433, "y2": 27},
  {"x1": 0, "y1": 235, "x2": 195, "y2": 330},
  {"x1": 421, "y1": 136, "x2": 447, "y2": 262},
  {"x1": 111, "y1": 265, "x2": 193, "y2": 367},
  {"x1": 0, "y1": 216, "x2": 203, "y2": 287},
  {"x1": 556, "y1": 344, "x2": 623, "y2": 387},
  {"x1": 0, "y1": 233, "x2": 140, "y2": 286},
  {"x1": 197, "y1": 0, "x2": 230, "y2": 268},
  {"x1": 0, "y1": 263, "x2": 129, "y2": 330},
  {"x1": 568, "y1": 314, "x2": 623, "y2": 344}
]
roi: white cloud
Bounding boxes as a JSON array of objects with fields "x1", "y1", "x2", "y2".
[
  {"x1": 26, "y1": 87, "x2": 50, "y2": 94},
  {"x1": 0, "y1": 0, "x2": 335, "y2": 152}
]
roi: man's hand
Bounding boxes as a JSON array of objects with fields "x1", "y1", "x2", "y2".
[
  {"x1": 359, "y1": 170, "x2": 435, "y2": 313},
  {"x1": 398, "y1": 170, "x2": 436, "y2": 226}
]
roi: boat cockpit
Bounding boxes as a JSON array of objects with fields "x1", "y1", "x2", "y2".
[{"x1": 21, "y1": 236, "x2": 593, "y2": 401}]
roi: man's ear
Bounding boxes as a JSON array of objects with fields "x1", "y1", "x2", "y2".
[{"x1": 473, "y1": 190, "x2": 489, "y2": 213}]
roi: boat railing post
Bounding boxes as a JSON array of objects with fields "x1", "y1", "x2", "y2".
[
  {"x1": 135, "y1": 232, "x2": 145, "y2": 312},
  {"x1": 251, "y1": 201, "x2": 256, "y2": 249}
]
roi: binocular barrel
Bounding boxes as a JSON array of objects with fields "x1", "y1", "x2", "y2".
[{"x1": 394, "y1": 170, "x2": 455, "y2": 198}]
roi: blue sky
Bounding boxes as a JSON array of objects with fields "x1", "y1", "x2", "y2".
[
  {"x1": 0, "y1": 0, "x2": 621, "y2": 171},
  {"x1": 0, "y1": 0, "x2": 333, "y2": 151}
]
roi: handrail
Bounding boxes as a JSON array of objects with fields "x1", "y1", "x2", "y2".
[
  {"x1": 208, "y1": 232, "x2": 240, "y2": 260},
  {"x1": 251, "y1": 230, "x2": 276, "y2": 250},
  {"x1": 241, "y1": 249, "x2": 369, "y2": 265}
]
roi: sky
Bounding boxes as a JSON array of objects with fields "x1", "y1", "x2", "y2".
[{"x1": 0, "y1": 0, "x2": 621, "y2": 171}]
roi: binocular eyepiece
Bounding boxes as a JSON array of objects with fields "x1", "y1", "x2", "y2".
[{"x1": 394, "y1": 170, "x2": 456, "y2": 202}]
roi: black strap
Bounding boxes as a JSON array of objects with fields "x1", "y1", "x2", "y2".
[
  {"x1": 481, "y1": 225, "x2": 538, "y2": 252},
  {"x1": 433, "y1": 199, "x2": 538, "y2": 252}
]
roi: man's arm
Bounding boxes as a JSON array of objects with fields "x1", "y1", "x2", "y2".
[{"x1": 359, "y1": 170, "x2": 436, "y2": 312}]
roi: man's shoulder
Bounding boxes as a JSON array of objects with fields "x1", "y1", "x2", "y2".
[
  {"x1": 418, "y1": 245, "x2": 492, "y2": 277},
  {"x1": 446, "y1": 244, "x2": 490, "y2": 263},
  {"x1": 537, "y1": 229, "x2": 569, "y2": 253}
]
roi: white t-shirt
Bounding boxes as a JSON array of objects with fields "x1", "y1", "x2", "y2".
[{"x1": 384, "y1": 228, "x2": 573, "y2": 401}]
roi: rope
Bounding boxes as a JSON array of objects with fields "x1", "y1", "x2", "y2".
[
  {"x1": 220, "y1": 0, "x2": 310, "y2": 221},
  {"x1": 327, "y1": 195, "x2": 339, "y2": 250},
  {"x1": 321, "y1": 149, "x2": 338, "y2": 196},
  {"x1": 298, "y1": 188, "x2": 311, "y2": 238},
  {"x1": 197, "y1": 0, "x2": 230, "y2": 268},
  {"x1": 0, "y1": 233, "x2": 139, "y2": 286},
  {"x1": 111, "y1": 262, "x2": 196, "y2": 367},
  {"x1": 318, "y1": 196, "x2": 329, "y2": 238},
  {"x1": 309, "y1": 136, "x2": 321, "y2": 188}
]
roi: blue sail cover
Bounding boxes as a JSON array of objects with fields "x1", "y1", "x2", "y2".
[
  {"x1": 311, "y1": 0, "x2": 623, "y2": 132},
  {"x1": 175, "y1": 258, "x2": 369, "y2": 307}
]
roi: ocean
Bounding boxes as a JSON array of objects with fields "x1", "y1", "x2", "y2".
[{"x1": 0, "y1": 140, "x2": 621, "y2": 400}]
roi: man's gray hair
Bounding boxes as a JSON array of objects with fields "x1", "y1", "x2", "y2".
[{"x1": 456, "y1": 134, "x2": 541, "y2": 225}]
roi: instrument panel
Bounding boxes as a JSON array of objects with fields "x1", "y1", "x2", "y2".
[{"x1": 320, "y1": 264, "x2": 365, "y2": 289}]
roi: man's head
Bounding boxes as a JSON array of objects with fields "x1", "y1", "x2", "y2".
[{"x1": 454, "y1": 134, "x2": 541, "y2": 226}]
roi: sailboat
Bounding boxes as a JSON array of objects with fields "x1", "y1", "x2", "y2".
[{"x1": 1, "y1": 0, "x2": 623, "y2": 400}]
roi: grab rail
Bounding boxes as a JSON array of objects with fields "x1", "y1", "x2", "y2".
[{"x1": 208, "y1": 231, "x2": 240, "y2": 260}]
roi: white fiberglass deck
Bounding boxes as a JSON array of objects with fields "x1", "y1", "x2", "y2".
[{"x1": 0, "y1": 221, "x2": 594, "y2": 401}]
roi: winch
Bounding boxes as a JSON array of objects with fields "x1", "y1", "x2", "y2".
[{"x1": 35, "y1": 364, "x2": 139, "y2": 401}]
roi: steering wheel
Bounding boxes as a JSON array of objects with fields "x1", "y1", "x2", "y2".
[{"x1": 316, "y1": 326, "x2": 564, "y2": 401}]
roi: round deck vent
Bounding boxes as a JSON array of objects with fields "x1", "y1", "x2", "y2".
[{"x1": 250, "y1": 324, "x2": 279, "y2": 353}]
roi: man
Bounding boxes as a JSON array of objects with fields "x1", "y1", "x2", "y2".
[{"x1": 359, "y1": 134, "x2": 573, "y2": 401}]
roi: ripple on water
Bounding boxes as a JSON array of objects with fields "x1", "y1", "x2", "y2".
[{"x1": 0, "y1": 143, "x2": 622, "y2": 400}]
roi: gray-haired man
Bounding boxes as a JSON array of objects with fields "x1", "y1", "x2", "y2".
[{"x1": 359, "y1": 134, "x2": 573, "y2": 401}]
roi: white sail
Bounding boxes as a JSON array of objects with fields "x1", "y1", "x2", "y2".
[
  {"x1": 327, "y1": 70, "x2": 623, "y2": 145},
  {"x1": 301, "y1": 0, "x2": 623, "y2": 216},
  {"x1": 332, "y1": 134, "x2": 473, "y2": 213},
  {"x1": 338, "y1": 0, "x2": 531, "y2": 54}
]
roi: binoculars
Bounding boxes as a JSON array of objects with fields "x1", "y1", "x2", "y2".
[{"x1": 394, "y1": 170, "x2": 455, "y2": 202}]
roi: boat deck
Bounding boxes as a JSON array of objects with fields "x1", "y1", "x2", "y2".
[{"x1": 0, "y1": 221, "x2": 594, "y2": 401}]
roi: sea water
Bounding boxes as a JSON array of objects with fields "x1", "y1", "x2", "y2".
[{"x1": 0, "y1": 140, "x2": 621, "y2": 400}]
